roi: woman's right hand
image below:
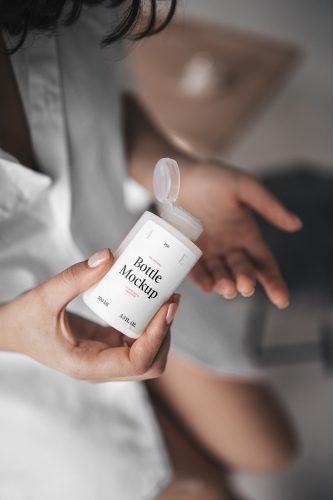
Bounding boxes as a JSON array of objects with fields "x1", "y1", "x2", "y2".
[{"x1": 0, "y1": 249, "x2": 179, "y2": 382}]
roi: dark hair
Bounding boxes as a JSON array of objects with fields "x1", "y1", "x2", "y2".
[{"x1": 0, "y1": 0, "x2": 177, "y2": 53}]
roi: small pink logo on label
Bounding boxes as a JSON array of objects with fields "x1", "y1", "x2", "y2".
[
  {"x1": 149, "y1": 256, "x2": 161, "y2": 267},
  {"x1": 125, "y1": 286, "x2": 139, "y2": 298}
]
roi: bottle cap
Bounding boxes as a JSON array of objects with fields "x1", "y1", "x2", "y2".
[
  {"x1": 153, "y1": 158, "x2": 203, "y2": 241},
  {"x1": 153, "y1": 158, "x2": 180, "y2": 204}
]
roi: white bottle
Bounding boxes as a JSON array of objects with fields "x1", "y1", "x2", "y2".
[{"x1": 83, "y1": 158, "x2": 203, "y2": 338}]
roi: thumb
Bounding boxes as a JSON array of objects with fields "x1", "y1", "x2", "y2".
[{"x1": 39, "y1": 249, "x2": 114, "y2": 311}]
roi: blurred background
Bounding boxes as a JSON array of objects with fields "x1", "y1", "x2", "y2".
[{"x1": 129, "y1": 1, "x2": 333, "y2": 499}]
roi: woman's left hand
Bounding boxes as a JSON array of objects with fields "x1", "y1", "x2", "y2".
[{"x1": 180, "y1": 161, "x2": 302, "y2": 309}]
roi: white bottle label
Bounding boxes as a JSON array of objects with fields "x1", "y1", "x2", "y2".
[{"x1": 84, "y1": 220, "x2": 199, "y2": 337}]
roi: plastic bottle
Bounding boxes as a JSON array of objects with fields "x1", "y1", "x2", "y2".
[{"x1": 83, "y1": 158, "x2": 203, "y2": 338}]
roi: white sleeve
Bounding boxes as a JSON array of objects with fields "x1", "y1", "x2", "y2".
[
  {"x1": 0, "y1": 151, "x2": 57, "y2": 302},
  {"x1": 0, "y1": 148, "x2": 51, "y2": 221}
]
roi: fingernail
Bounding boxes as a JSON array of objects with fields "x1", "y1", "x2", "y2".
[
  {"x1": 292, "y1": 215, "x2": 303, "y2": 229},
  {"x1": 224, "y1": 292, "x2": 238, "y2": 300},
  {"x1": 277, "y1": 300, "x2": 290, "y2": 309},
  {"x1": 88, "y1": 249, "x2": 110, "y2": 268},
  {"x1": 166, "y1": 302, "x2": 179, "y2": 325},
  {"x1": 242, "y1": 288, "x2": 255, "y2": 298}
]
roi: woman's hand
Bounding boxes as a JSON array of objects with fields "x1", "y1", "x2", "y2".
[
  {"x1": 180, "y1": 161, "x2": 303, "y2": 309},
  {"x1": 0, "y1": 249, "x2": 179, "y2": 382}
]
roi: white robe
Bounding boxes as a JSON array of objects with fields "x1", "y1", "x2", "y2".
[{"x1": 0, "y1": 4, "x2": 257, "y2": 499}]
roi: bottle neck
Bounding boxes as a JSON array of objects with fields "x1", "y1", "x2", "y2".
[{"x1": 160, "y1": 204, "x2": 203, "y2": 242}]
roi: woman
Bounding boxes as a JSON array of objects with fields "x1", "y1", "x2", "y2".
[{"x1": 0, "y1": 1, "x2": 300, "y2": 498}]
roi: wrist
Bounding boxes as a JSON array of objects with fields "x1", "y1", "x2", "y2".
[
  {"x1": 177, "y1": 159, "x2": 238, "y2": 208},
  {"x1": 174, "y1": 157, "x2": 214, "y2": 210}
]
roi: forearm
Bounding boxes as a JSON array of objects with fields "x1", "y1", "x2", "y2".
[{"x1": 123, "y1": 94, "x2": 200, "y2": 196}]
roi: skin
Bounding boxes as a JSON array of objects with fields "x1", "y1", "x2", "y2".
[
  {"x1": 179, "y1": 162, "x2": 302, "y2": 306},
  {"x1": 0, "y1": 25, "x2": 301, "y2": 497},
  {"x1": 124, "y1": 98, "x2": 300, "y2": 494},
  {"x1": 151, "y1": 353, "x2": 298, "y2": 473},
  {"x1": 125, "y1": 96, "x2": 302, "y2": 307},
  {"x1": 0, "y1": 32, "x2": 179, "y2": 384},
  {"x1": 154, "y1": 355, "x2": 298, "y2": 499},
  {"x1": 0, "y1": 249, "x2": 178, "y2": 382},
  {"x1": 151, "y1": 382, "x2": 242, "y2": 500}
]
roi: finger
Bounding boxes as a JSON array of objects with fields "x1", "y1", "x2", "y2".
[
  {"x1": 239, "y1": 174, "x2": 303, "y2": 232},
  {"x1": 39, "y1": 249, "x2": 114, "y2": 311},
  {"x1": 225, "y1": 249, "x2": 256, "y2": 297},
  {"x1": 85, "y1": 331, "x2": 171, "y2": 383},
  {"x1": 129, "y1": 297, "x2": 179, "y2": 374},
  {"x1": 67, "y1": 343, "x2": 131, "y2": 381},
  {"x1": 124, "y1": 294, "x2": 179, "y2": 373},
  {"x1": 65, "y1": 330, "x2": 171, "y2": 383},
  {"x1": 189, "y1": 260, "x2": 214, "y2": 292},
  {"x1": 205, "y1": 257, "x2": 237, "y2": 298},
  {"x1": 122, "y1": 336, "x2": 136, "y2": 348},
  {"x1": 66, "y1": 313, "x2": 123, "y2": 345},
  {"x1": 254, "y1": 247, "x2": 290, "y2": 309},
  {"x1": 62, "y1": 296, "x2": 179, "y2": 382},
  {"x1": 144, "y1": 330, "x2": 171, "y2": 379}
]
